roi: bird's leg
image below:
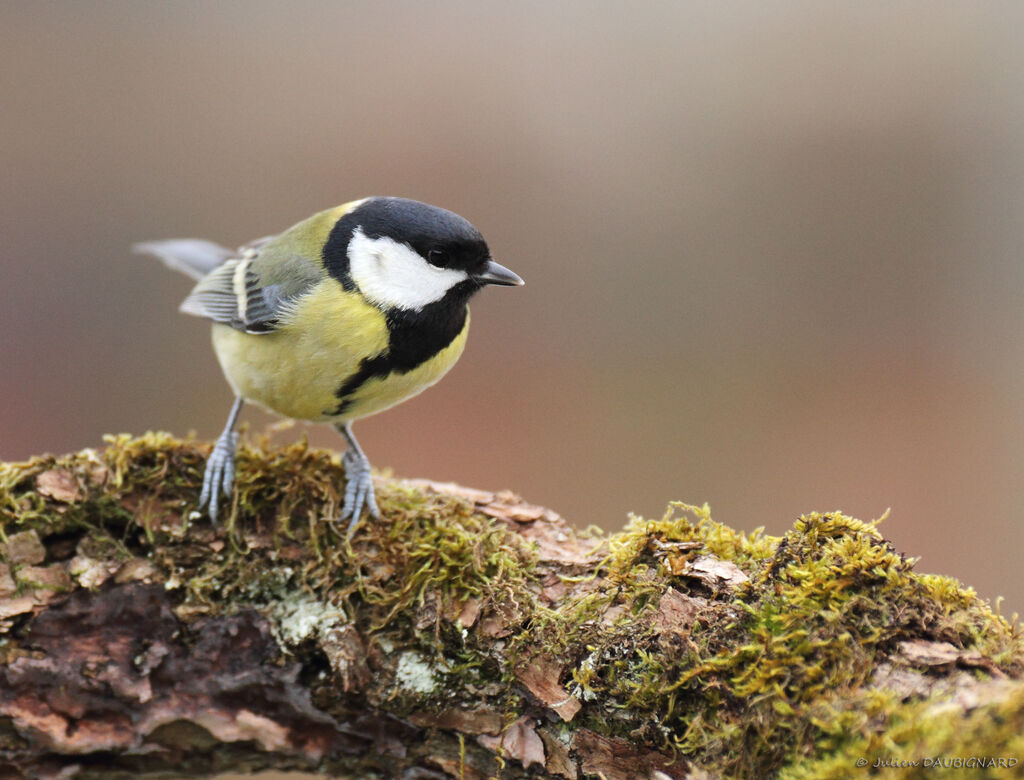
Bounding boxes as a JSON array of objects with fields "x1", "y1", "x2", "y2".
[
  {"x1": 336, "y1": 422, "x2": 380, "y2": 537},
  {"x1": 199, "y1": 396, "x2": 243, "y2": 524}
]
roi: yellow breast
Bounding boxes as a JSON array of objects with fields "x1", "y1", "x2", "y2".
[
  {"x1": 211, "y1": 281, "x2": 469, "y2": 423},
  {"x1": 338, "y1": 314, "x2": 470, "y2": 421}
]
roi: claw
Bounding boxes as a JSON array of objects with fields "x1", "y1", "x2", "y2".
[
  {"x1": 199, "y1": 430, "x2": 238, "y2": 525},
  {"x1": 341, "y1": 445, "x2": 379, "y2": 539},
  {"x1": 198, "y1": 397, "x2": 244, "y2": 525}
]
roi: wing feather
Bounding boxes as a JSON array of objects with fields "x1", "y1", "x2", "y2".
[
  {"x1": 132, "y1": 239, "x2": 236, "y2": 281},
  {"x1": 152, "y1": 210, "x2": 336, "y2": 333},
  {"x1": 178, "y1": 259, "x2": 279, "y2": 334},
  {"x1": 178, "y1": 241, "x2": 323, "y2": 334}
]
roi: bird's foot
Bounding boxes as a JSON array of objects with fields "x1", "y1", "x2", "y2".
[
  {"x1": 199, "y1": 430, "x2": 238, "y2": 525},
  {"x1": 341, "y1": 447, "x2": 380, "y2": 538}
]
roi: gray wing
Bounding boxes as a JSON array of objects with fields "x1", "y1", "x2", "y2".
[{"x1": 178, "y1": 243, "x2": 322, "y2": 335}]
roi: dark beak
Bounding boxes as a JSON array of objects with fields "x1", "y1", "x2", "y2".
[{"x1": 475, "y1": 259, "x2": 525, "y2": 287}]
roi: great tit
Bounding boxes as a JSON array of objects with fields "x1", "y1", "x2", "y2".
[{"x1": 136, "y1": 197, "x2": 523, "y2": 534}]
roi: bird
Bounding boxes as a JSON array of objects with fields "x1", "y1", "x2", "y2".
[{"x1": 135, "y1": 196, "x2": 523, "y2": 535}]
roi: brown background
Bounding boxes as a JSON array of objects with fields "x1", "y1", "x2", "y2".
[{"x1": 3, "y1": 2, "x2": 1023, "y2": 618}]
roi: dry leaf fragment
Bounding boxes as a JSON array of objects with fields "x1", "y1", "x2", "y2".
[
  {"x1": 68, "y1": 555, "x2": 120, "y2": 589},
  {"x1": 1, "y1": 530, "x2": 46, "y2": 566},
  {"x1": 319, "y1": 625, "x2": 371, "y2": 693},
  {"x1": 649, "y1": 538, "x2": 703, "y2": 554},
  {"x1": 516, "y1": 655, "x2": 582, "y2": 722},
  {"x1": 650, "y1": 538, "x2": 703, "y2": 576},
  {"x1": 35, "y1": 469, "x2": 83, "y2": 503},
  {"x1": 422, "y1": 752, "x2": 490, "y2": 780},
  {"x1": 483, "y1": 491, "x2": 550, "y2": 523},
  {"x1": 897, "y1": 639, "x2": 1001, "y2": 675},
  {"x1": 456, "y1": 597, "x2": 482, "y2": 628},
  {"x1": 681, "y1": 555, "x2": 749, "y2": 588},
  {"x1": 478, "y1": 613, "x2": 510, "y2": 638},
  {"x1": 401, "y1": 479, "x2": 494, "y2": 504},
  {"x1": 665, "y1": 554, "x2": 689, "y2": 576},
  {"x1": 572, "y1": 729, "x2": 690, "y2": 780},
  {"x1": 539, "y1": 729, "x2": 578, "y2": 779},
  {"x1": 0, "y1": 566, "x2": 68, "y2": 617},
  {"x1": 517, "y1": 521, "x2": 600, "y2": 565},
  {"x1": 870, "y1": 662, "x2": 932, "y2": 699},
  {"x1": 0, "y1": 564, "x2": 16, "y2": 598},
  {"x1": 957, "y1": 650, "x2": 1005, "y2": 676},
  {"x1": 87, "y1": 464, "x2": 109, "y2": 486},
  {"x1": 551, "y1": 696, "x2": 582, "y2": 721},
  {"x1": 403, "y1": 479, "x2": 601, "y2": 565},
  {"x1": 16, "y1": 564, "x2": 72, "y2": 592},
  {"x1": 113, "y1": 558, "x2": 159, "y2": 585},
  {"x1": 654, "y1": 588, "x2": 707, "y2": 638},
  {"x1": 477, "y1": 715, "x2": 545, "y2": 770},
  {"x1": 0, "y1": 596, "x2": 37, "y2": 619},
  {"x1": 408, "y1": 706, "x2": 503, "y2": 735},
  {"x1": 899, "y1": 639, "x2": 962, "y2": 667}
]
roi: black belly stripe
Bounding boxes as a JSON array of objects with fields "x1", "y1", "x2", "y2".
[
  {"x1": 332, "y1": 355, "x2": 391, "y2": 415},
  {"x1": 330, "y1": 294, "x2": 472, "y2": 417}
]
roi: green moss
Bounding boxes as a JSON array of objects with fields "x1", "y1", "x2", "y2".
[
  {"x1": 781, "y1": 683, "x2": 1024, "y2": 779},
  {"x1": 2, "y1": 434, "x2": 1020, "y2": 779},
  {"x1": 516, "y1": 503, "x2": 1022, "y2": 778},
  {"x1": 1, "y1": 433, "x2": 539, "y2": 716}
]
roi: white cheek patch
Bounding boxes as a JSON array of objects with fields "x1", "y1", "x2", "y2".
[{"x1": 347, "y1": 228, "x2": 470, "y2": 311}]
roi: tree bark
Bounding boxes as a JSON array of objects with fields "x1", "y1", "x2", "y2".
[{"x1": 0, "y1": 434, "x2": 1021, "y2": 780}]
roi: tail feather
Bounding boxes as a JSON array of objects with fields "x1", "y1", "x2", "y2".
[{"x1": 133, "y1": 239, "x2": 235, "y2": 281}]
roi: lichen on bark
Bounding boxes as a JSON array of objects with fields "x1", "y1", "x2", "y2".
[{"x1": 0, "y1": 433, "x2": 1021, "y2": 779}]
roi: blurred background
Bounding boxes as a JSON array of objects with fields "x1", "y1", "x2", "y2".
[{"x1": 2, "y1": 1, "x2": 1022, "y2": 612}]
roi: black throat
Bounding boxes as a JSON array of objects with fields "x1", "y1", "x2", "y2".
[{"x1": 331, "y1": 286, "x2": 474, "y2": 416}]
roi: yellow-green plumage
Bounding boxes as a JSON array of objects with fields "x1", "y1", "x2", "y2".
[
  {"x1": 137, "y1": 195, "x2": 521, "y2": 528},
  {"x1": 203, "y1": 199, "x2": 472, "y2": 423},
  {"x1": 211, "y1": 294, "x2": 469, "y2": 423}
]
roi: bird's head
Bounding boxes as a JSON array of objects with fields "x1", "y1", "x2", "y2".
[{"x1": 325, "y1": 196, "x2": 523, "y2": 312}]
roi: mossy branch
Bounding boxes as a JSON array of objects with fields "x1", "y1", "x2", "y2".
[{"x1": 0, "y1": 434, "x2": 1022, "y2": 780}]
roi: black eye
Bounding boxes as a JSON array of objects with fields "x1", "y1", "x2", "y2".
[{"x1": 427, "y1": 248, "x2": 448, "y2": 266}]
